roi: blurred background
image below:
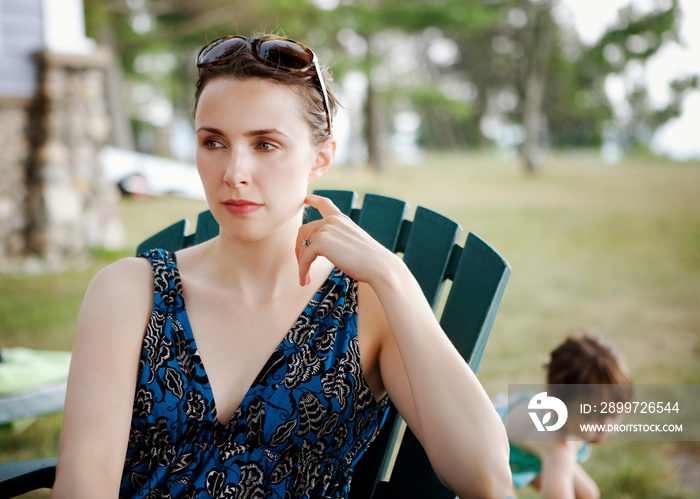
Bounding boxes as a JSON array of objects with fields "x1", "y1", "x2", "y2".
[{"x1": 0, "y1": 0, "x2": 699, "y2": 497}]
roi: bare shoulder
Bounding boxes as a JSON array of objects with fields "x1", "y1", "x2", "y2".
[
  {"x1": 96, "y1": 255, "x2": 152, "y2": 279},
  {"x1": 78, "y1": 257, "x2": 154, "y2": 339},
  {"x1": 88, "y1": 257, "x2": 153, "y2": 297},
  {"x1": 72, "y1": 255, "x2": 155, "y2": 365}
]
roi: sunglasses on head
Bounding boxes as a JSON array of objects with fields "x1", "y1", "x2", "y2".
[{"x1": 196, "y1": 36, "x2": 332, "y2": 135}]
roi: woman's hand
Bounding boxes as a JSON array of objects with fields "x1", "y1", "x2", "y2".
[{"x1": 296, "y1": 194, "x2": 397, "y2": 287}]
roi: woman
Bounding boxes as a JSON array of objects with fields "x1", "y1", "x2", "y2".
[{"x1": 51, "y1": 34, "x2": 510, "y2": 499}]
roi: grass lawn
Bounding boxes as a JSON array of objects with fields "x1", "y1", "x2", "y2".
[{"x1": 1, "y1": 151, "x2": 698, "y2": 497}]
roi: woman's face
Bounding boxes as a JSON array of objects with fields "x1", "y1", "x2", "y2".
[{"x1": 194, "y1": 77, "x2": 334, "y2": 244}]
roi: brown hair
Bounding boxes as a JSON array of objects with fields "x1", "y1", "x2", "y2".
[
  {"x1": 193, "y1": 34, "x2": 339, "y2": 145},
  {"x1": 547, "y1": 331, "x2": 633, "y2": 403}
]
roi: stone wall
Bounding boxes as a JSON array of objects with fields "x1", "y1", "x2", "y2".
[
  {"x1": 0, "y1": 98, "x2": 31, "y2": 264},
  {"x1": 0, "y1": 48, "x2": 125, "y2": 270}
]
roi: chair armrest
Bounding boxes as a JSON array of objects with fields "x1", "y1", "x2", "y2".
[{"x1": 0, "y1": 458, "x2": 56, "y2": 498}]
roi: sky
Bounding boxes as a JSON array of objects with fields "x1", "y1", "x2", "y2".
[{"x1": 562, "y1": 0, "x2": 700, "y2": 160}]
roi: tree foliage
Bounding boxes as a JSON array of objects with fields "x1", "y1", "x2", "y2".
[
  {"x1": 84, "y1": 0, "x2": 698, "y2": 170},
  {"x1": 580, "y1": 0, "x2": 698, "y2": 151}
]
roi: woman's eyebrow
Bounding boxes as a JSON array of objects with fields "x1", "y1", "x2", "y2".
[
  {"x1": 195, "y1": 126, "x2": 224, "y2": 135},
  {"x1": 195, "y1": 126, "x2": 290, "y2": 139},
  {"x1": 244, "y1": 128, "x2": 291, "y2": 139}
]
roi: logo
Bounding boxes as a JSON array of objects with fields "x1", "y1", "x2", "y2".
[{"x1": 528, "y1": 392, "x2": 568, "y2": 432}]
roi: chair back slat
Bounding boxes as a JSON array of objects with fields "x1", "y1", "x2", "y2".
[
  {"x1": 193, "y1": 210, "x2": 219, "y2": 245},
  {"x1": 305, "y1": 189, "x2": 358, "y2": 223},
  {"x1": 135, "y1": 219, "x2": 189, "y2": 255},
  {"x1": 355, "y1": 194, "x2": 409, "y2": 251},
  {"x1": 135, "y1": 209, "x2": 219, "y2": 256},
  {"x1": 401, "y1": 207, "x2": 461, "y2": 309},
  {"x1": 441, "y1": 232, "x2": 511, "y2": 372}
]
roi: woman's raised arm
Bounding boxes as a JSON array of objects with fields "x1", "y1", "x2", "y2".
[{"x1": 297, "y1": 195, "x2": 511, "y2": 499}]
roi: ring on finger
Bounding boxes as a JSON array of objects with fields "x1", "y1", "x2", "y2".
[{"x1": 302, "y1": 238, "x2": 311, "y2": 247}]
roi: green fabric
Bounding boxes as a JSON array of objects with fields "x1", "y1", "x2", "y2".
[{"x1": 0, "y1": 347, "x2": 71, "y2": 395}]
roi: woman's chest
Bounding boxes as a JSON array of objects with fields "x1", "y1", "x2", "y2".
[{"x1": 183, "y1": 292, "x2": 313, "y2": 424}]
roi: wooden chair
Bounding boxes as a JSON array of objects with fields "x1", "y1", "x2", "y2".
[{"x1": 0, "y1": 190, "x2": 510, "y2": 499}]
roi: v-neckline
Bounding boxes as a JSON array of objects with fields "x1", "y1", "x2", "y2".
[{"x1": 170, "y1": 254, "x2": 337, "y2": 427}]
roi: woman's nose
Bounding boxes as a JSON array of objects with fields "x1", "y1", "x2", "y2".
[{"x1": 223, "y1": 153, "x2": 250, "y2": 187}]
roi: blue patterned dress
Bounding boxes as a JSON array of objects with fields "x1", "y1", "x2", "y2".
[{"x1": 120, "y1": 249, "x2": 390, "y2": 499}]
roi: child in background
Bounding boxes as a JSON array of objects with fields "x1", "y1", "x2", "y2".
[{"x1": 495, "y1": 331, "x2": 633, "y2": 499}]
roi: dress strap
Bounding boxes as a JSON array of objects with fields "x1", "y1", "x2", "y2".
[{"x1": 139, "y1": 248, "x2": 182, "y2": 297}]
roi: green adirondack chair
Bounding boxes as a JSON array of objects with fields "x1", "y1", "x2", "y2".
[{"x1": 0, "y1": 190, "x2": 510, "y2": 499}]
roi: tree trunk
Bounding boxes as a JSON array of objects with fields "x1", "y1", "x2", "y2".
[
  {"x1": 522, "y1": 65, "x2": 546, "y2": 173},
  {"x1": 97, "y1": 25, "x2": 135, "y2": 150},
  {"x1": 365, "y1": 77, "x2": 389, "y2": 172},
  {"x1": 520, "y1": 0, "x2": 555, "y2": 174},
  {"x1": 105, "y1": 44, "x2": 135, "y2": 150},
  {"x1": 364, "y1": 31, "x2": 389, "y2": 173}
]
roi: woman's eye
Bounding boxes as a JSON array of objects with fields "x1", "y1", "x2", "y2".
[
  {"x1": 257, "y1": 141, "x2": 276, "y2": 151},
  {"x1": 203, "y1": 138, "x2": 223, "y2": 149}
]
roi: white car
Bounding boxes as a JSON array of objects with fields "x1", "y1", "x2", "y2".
[{"x1": 101, "y1": 146, "x2": 205, "y2": 201}]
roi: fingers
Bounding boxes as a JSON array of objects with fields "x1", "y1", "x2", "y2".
[
  {"x1": 304, "y1": 194, "x2": 343, "y2": 219},
  {"x1": 296, "y1": 218, "x2": 323, "y2": 287},
  {"x1": 296, "y1": 195, "x2": 352, "y2": 286}
]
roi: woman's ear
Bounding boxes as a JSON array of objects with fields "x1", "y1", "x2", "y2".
[{"x1": 308, "y1": 137, "x2": 336, "y2": 183}]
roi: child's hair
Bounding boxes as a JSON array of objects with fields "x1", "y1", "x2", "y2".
[
  {"x1": 546, "y1": 330, "x2": 633, "y2": 404},
  {"x1": 546, "y1": 331, "x2": 632, "y2": 385}
]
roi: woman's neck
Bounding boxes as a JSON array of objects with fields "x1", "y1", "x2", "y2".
[
  {"x1": 181, "y1": 210, "x2": 326, "y2": 302},
  {"x1": 218, "y1": 232, "x2": 300, "y2": 293}
]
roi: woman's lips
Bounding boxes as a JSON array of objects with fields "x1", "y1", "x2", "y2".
[{"x1": 222, "y1": 199, "x2": 263, "y2": 215}]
